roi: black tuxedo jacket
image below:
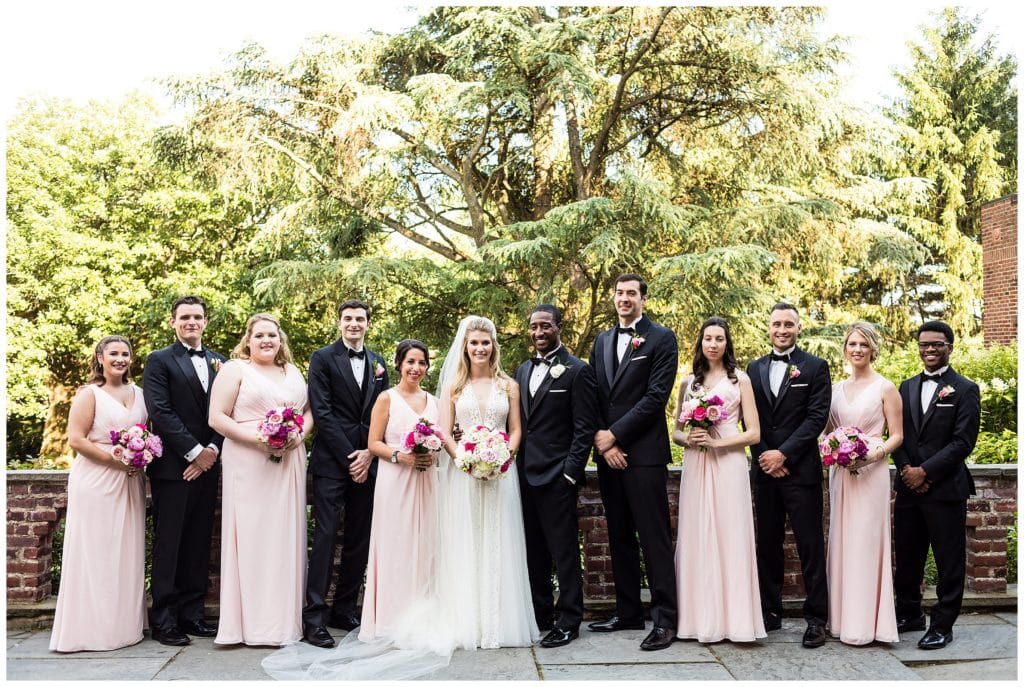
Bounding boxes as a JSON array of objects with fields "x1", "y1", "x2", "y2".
[
  {"x1": 143, "y1": 341, "x2": 226, "y2": 481},
  {"x1": 588, "y1": 315, "x2": 678, "y2": 466},
  {"x1": 747, "y1": 347, "x2": 831, "y2": 486},
  {"x1": 892, "y1": 367, "x2": 980, "y2": 501},
  {"x1": 515, "y1": 348, "x2": 599, "y2": 485},
  {"x1": 307, "y1": 339, "x2": 390, "y2": 480}
]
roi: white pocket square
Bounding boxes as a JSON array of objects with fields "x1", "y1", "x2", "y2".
[
  {"x1": 936, "y1": 403, "x2": 954, "y2": 407},
  {"x1": 548, "y1": 389, "x2": 567, "y2": 393},
  {"x1": 631, "y1": 355, "x2": 648, "y2": 361},
  {"x1": 790, "y1": 383, "x2": 809, "y2": 388}
]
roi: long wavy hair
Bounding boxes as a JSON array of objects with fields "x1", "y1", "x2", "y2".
[
  {"x1": 449, "y1": 316, "x2": 511, "y2": 400},
  {"x1": 232, "y1": 313, "x2": 293, "y2": 367},
  {"x1": 691, "y1": 316, "x2": 738, "y2": 390},
  {"x1": 85, "y1": 335, "x2": 133, "y2": 387}
]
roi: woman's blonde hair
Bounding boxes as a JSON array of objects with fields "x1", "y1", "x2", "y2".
[
  {"x1": 232, "y1": 313, "x2": 293, "y2": 367},
  {"x1": 843, "y1": 321, "x2": 881, "y2": 362},
  {"x1": 449, "y1": 316, "x2": 511, "y2": 399}
]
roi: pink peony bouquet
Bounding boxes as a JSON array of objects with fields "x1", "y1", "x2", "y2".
[
  {"x1": 403, "y1": 417, "x2": 445, "y2": 471},
  {"x1": 454, "y1": 424, "x2": 514, "y2": 481},
  {"x1": 257, "y1": 406, "x2": 305, "y2": 463},
  {"x1": 109, "y1": 423, "x2": 163, "y2": 469},
  {"x1": 678, "y1": 389, "x2": 729, "y2": 453},
  {"x1": 819, "y1": 426, "x2": 870, "y2": 474}
]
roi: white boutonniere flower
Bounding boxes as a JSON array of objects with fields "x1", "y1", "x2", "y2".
[
  {"x1": 374, "y1": 361, "x2": 386, "y2": 380},
  {"x1": 937, "y1": 384, "x2": 955, "y2": 399},
  {"x1": 211, "y1": 359, "x2": 223, "y2": 373},
  {"x1": 549, "y1": 363, "x2": 567, "y2": 379}
]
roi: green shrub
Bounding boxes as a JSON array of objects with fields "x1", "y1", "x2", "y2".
[{"x1": 971, "y1": 430, "x2": 1018, "y2": 464}]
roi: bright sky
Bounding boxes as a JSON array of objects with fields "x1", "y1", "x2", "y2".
[{"x1": 0, "y1": 1, "x2": 1019, "y2": 121}]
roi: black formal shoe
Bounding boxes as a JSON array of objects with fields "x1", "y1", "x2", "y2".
[
  {"x1": 179, "y1": 619, "x2": 218, "y2": 637},
  {"x1": 151, "y1": 627, "x2": 191, "y2": 646},
  {"x1": 326, "y1": 612, "x2": 361, "y2": 632},
  {"x1": 302, "y1": 625, "x2": 336, "y2": 649},
  {"x1": 639, "y1": 626, "x2": 675, "y2": 651},
  {"x1": 917, "y1": 628, "x2": 953, "y2": 650},
  {"x1": 802, "y1": 623, "x2": 827, "y2": 648},
  {"x1": 540, "y1": 627, "x2": 579, "y2": 648},
  {"x1": 587, "y1": 616, "x2": 646, "y2": 632},
  {"x1": 764, "y1": 612, "x2": 782, "y2": 632},
  {"x1": 897, "y1": 614, "x2": 927, "y2": 632}
]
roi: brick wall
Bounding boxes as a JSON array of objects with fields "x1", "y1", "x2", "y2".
[
  {"x1": 7, "y1": 465, "x2": 1017, "y2": 607},
  {"x1": 981, "y1": 194, "x2": 1018, "y2": 345}
]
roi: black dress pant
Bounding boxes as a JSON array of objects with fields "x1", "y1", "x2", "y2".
[
  {"x1": 149, "y1": 473, "x2": 218, "y2": 630},
  {"x1": 754, "y1": 479, "x2": 828, "y2": 624},
  {"x1": 596, "y1": 464, "x2": 677, "y2": 628},
  {"x1": 893, "y1": 494, "x2": 967, "y2": 633},
  {"x1": 521, "y1": 475, "x2": 584, "y2": 630},
  {"x1": 302, "y1": 473, "x2": 374, "y2": 626}
]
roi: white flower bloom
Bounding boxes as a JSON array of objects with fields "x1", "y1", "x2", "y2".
[
  {"x1": 991, "y1": 378, "x2": 1008, "y2": 392},
  {"x1": 549, "y1": 364, "x2": 566, "y2": 379}
]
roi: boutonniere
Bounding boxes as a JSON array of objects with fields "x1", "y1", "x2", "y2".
[
  {"x1": 549, "y1": 363, "x2": 569, "y2": 379},
  {"x1": 788, "y1": 365, "x2": 800, "y2": 380},
  {"x1": 211, "y1": 359, "x2": 222, "y2": 374},
  {"x1": 630, "y1": 335, "x2": 645, "y2": 350},
  {"x1": 937, "y1": 384, "x2": 955, "y2": 399},
  {"x1": 374, "y1": 361, "x2": 386, "y2": 380}
]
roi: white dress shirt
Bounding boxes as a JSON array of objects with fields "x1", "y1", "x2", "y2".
[
  {"x1": 920, "y1": 365, "x2": 949, "y2": 414},
  {"x1": 616, "y1": 317, "x2": 642, "y2": 362},
  {"x1": 768, "y1": 346, "x2": 796, "y2": 396},
  {"x1": 347, "y1": 345, "x2": 366, "y2": 389},
  {"x1": 528, "y1": 345, "x2": 562, "y2": 396},
  {"x1": 180, "y1": 340, "x2": 217, "y2": 462}
]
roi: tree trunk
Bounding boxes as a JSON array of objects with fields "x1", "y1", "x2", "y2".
[{"x1": 39, "y1": 378, "x2": 75, "y2": 467}]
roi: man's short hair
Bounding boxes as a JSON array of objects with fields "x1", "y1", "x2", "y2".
[
  {"x1": 917, "y1": 320, "x2": 955, "y2": 344},
  {"x1": 337, "y1": 299, "x2": 372, "y2": 321}
]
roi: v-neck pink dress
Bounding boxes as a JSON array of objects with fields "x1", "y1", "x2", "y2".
[{"x1": 50, "y1": 384, "x2": 147, "y2": 652}]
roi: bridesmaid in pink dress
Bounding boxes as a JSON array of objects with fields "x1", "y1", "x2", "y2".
[
  {"x1": 672, "y1": 317, "x2": 765, "y2": 643},
  {"x1": 208, "y1": 314, "x2": 313, "y2": 647},
  {"x1": 50, "y1": 336, "x2": 147, "y2": 652},
  {"x1": 826, "y1": 322, "x2": 903, "y2": 645},
  {"x1": 361, "y1": 339, "x2": 440, "y2": 640}
]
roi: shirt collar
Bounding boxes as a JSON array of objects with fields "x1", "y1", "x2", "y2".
[
  {"x1": 618, "y1": 317, "x2": 643, "y2": 332},
  {"x1": 922, "y1": 365, "x2": 949, "y2": 379},
  {"x1": 771, "y1": 345, "x2": 796, "y2": 357}
]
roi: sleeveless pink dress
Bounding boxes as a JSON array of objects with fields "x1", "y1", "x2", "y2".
[
  {"x1": 50, "y1": 384, "x2": 147, "y2": 652},
  {"x1": 359, "y1": 389, "x2": 440, "y2": 641},
  {"x1": 826, "y1": 376, "x2": 899, "y2": 644},
  {"x1": 674, "y1": 373, "x2": 765, "y2": 642},
  {"x1": 215, "y1": 361, "x2": 308, "y2": 646}
]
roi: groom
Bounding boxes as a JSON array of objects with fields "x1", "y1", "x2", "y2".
[
  {"x1": 144, "y1": 295, "x2": 225, "y2": 646},
  {"x1": 588, "y1": 274, "x2": 678, "y2": 652},
  {"x1": 302, "y1": 299, "x2": 389, "y2": 649},
  {"x1": 892, "y1": 320, "x2": 980, "y2": 650},
  {"x1": 515, "y1": 304, "x2": 598, "y2": 648},
  {"x1": 747, "y1": 302, "x2": 831, "y2": 648}
]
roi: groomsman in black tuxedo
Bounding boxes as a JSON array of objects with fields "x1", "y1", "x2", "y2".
[
  {"x1": 587, "y1": 274, "x2": 678, "y2": 651},
  {"x1": 747, "y1": 302, "x2": 831, "y2": 648},
  {"x1": 515, "y1": 304, "x2": 598, "y2": 648},
  {"x1": 892, "y1": 320, "x2": 980, "y2": 650},
  {"x1": 144, "y1": 295, "x2": 225, "y2": 646},
  {"x1": 302, "y1": 300, "x2": 389, "y2": 649}
]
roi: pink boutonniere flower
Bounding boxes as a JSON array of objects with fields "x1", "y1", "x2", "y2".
[
  {"x1": 788, "y1": 366, "x2": 800, "y2": 380},
  {"x1": 374, "y1": 362, "x2": 386, "y2": 380},
  {"x1": 937, "y1": 384, "x2": 955, "y2": 399},
  {"x1": 211, "y1": 359, "x2": 222, "y2": 374},
  {"x1": 630, "y1": 335, "x2": 645, "y2": 350}
]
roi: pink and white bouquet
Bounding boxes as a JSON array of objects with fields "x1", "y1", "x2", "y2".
[
  {"x1": 258, "y1": 406, "x2": 305, "y2": 463},
  {"x1": 402, "y1": 417, "x2": 445, "y2": 471},
  {"x1": 109, "y1": 424, "x2": 163, "y2": 469},
  {"x1": 819, "y1": 426, "x2": 870, "y2": 474},
  {"x1": 454, "y1": 424, "x2": 514, "y2": 481},
  {"x1": 678, "y1": 389, "x2": 728, "y2": 452}
]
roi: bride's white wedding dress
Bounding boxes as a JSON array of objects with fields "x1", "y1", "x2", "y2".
[{"x1": 262, "y1": 380, "x2": 538, "y2": 680}]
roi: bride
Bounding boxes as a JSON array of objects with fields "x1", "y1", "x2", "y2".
[{"x1": 262, "y1": 316, "x2": 538, "y2": 680}]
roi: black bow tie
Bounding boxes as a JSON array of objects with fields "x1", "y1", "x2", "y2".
[
  {"x1": 187, "y1": 348, "x2": 205, "y2": 357},
  {"x1": 922, "y1": 371, "x2": 942, "y2": 381},
  {"x1": 530, "y1": 355, "x2": 555, "y2": 367},
  {"x1": 770, "y1": 352, "x2": 790, "y2": 363},
  {"x1": 617, "y1": 327, "x2": 636, "y2": 336},
  {"x1": 347, "y1": 348, "x2": 365, "y2": 360}
]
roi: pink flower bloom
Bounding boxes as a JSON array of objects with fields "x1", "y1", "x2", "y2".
[
  {"x1": 126, "y1": 425, "x2": 145, "y2": 439},
  {"x1": 111, "y1": 445, "x2": 126, "y2": 462},
  {"x1": 127, "y1": 437, "x2": 145, "y2": 452},
  {"x1": 268, "y1": 412, "x2": 283, "y2": 424},
  {"x1": 705, "y1": 405, "x2": 721, "y2": 422},
  {"x1": 692, "y1": 406, "x2": 707, "y2": 422}
]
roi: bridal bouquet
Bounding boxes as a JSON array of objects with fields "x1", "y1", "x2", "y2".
[
  {"x1": 258, "y1": 406, "x2": 305, "y2": 463},
  {"x1": 678, "y1": 390, "x2": 728, "y2": 453},
  {"x1": 403, "y1": 417, "x2": 445, "y2": 471},
  {"x1": 819, "y1": 426, "x2": 871, "y2": 474},
  {"x1": 454, "y1": 424, "x2": 514, "y2": 481},
  {"x1": 109, "y1": 424, "x2": 163, "y2": 469}
]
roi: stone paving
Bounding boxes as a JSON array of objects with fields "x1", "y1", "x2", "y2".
[{"x1": 5, "y1": 613, "x2": 1017, "y2": 681}]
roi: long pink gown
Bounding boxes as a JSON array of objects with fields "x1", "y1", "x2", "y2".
[
  {"x1": 826, "y1": 376, "x2": 899, "y2": 644},
  {"x1": 674, "y1": 373, "x2": 765, "y2": 642},
  {"x1": 50, "y1": 384, "x2": 147, "y2": 652},
  {"x1": 215, "y1": 361, "x2": 308, "y2": 646},
  {"x1": 359, "y1": 389, "x2": 439, "y2": 641}
]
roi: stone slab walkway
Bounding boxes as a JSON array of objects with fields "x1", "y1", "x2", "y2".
[{"x1": 6, "y1": 613, "x2": 1017, "y2": 681}]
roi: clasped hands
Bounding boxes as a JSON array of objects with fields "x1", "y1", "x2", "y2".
[
  {"x1": 595, "y1": 429, "x2": 628, "y2": 469},
  {"x1": 183, "y1": 446, "x2": 218, "y2": 481},
  {"x1": 900, "y1": 465, "x2": 931, "y2": 493},
  {"x1": 758, "y1": 449, "x2": 790, "y2": 478}
]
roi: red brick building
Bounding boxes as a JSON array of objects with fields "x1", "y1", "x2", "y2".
[{"x1": 981, "y1": 194, "x2": 1018, "y2": 344}]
